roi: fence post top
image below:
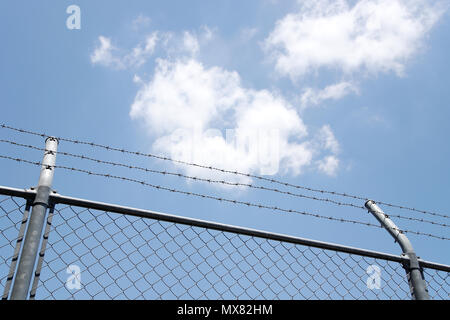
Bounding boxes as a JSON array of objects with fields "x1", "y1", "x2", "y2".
[
  {"x1": 364, "y1": 199, "x2": 375, "y2": 208},
  {"x1": 45, "y1": 137, "x2": 59, "y2": 145}
]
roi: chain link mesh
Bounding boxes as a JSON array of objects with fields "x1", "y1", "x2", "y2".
[
  {"x1": 0, "y1": 194, "x2": 448, "y2": 300},
  {"x1": 0, "y1": 196, "x2": 27, "y2": 296},
  {"x1": 423, "y1": 268, "x2": 450, "y2": 300}
]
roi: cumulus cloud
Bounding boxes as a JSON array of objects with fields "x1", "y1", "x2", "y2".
[
  {"x1": 91, "y1": 33, "x2": 158, "y2": 69},
  {"x1": 317, "y1": 125, "x2": 340, "y2": 155},
  {"x1": 309, "y1": 125, "x2": 340, "y2": 176},
  {"x1": 130, "y1": 59, "x2": 242, "y2": 134},
  {"x1": 91, "y1": 27, "x2": 343, "y2": 181},
  {"x1": 200, "y1": 25, "x2": 215, "y2": 41},
  {"x1": 132, "y1": 14, "x2": 151, "y2": 30},
  {"x1": 265, "y1": 0, "x2": 446, "y2": 79},
  {"x1": 90, "y1": 36, "x2": 125, "y2": 69},
  {"x1": 124, "y1": 33, "x2": 158, "y2": 67},
  {"x1": 317, "y1": 155, "x2": 340, "y2": 176},
  {"x1": 90, "y1": 27, "x2": 216, "y2": 71},
  {"x1": 161, "y1": 28, "x2": 215, "y2": 57},
  {"x1": 301, "y1": 81, "x2": 358, "y2": 107},
  {"x1": 182, "y1": 31, "x2": 200, "y2": 56},
  {"x1": 130, "y1": 58, "x2": 337, "y2": 180}
]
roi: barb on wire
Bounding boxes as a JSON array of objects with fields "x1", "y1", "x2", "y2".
[
  {"x1": 0, "y1": 138, "x2": 366, "y2": 208},
  {"x1": 2, "y1": 123, "x2": 449, "y2": 221},
  {"x1": 1, "y1": 138, "x2": 449, "y2": 229},
  {"x1": 0, "y1": 153, "x2": 449, "y2": 241}
]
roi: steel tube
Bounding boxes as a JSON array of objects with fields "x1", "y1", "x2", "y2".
[
  {"x1": 0, "y1": 185, "x2": 448, "y2": 272},
  {"x1": 10, "y1": 137, "x2": 58, "y2": 300},
  {"x1": 2, "y1": 201, "x2": 31, "y2": 300},
  {"x1": 365, "y1": 200, "x2": 430, "y2": 300},
  {"x1": 46, "y1": 192, "x2": 442, "y2": 268}
]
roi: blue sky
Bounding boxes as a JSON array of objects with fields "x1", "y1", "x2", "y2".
[{"x1": 0, "y1": 0, "x2": 449, "y2": 275}]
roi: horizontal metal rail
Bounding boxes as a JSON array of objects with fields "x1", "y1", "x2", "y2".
[
  {"x1": 0, "y1": 185, "x2": 449, "y2": 273},
  {"x1": 0, "y1": 185, "x2": 37, "y2": 200}
]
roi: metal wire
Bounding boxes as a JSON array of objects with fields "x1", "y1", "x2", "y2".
[
  {"x1": 1, "y1": 153, "x2": 449, "y2": 241},
  {"x1": 0, "y1": 154, "x2": 383, "y2": 230},
  {"x1": 2, "y1": 123, "x2": 449, "y2": 221},
  {"x1": 423, "y1": 268, "x2": 450, "y2": 300},
  {"x1": 0, "y1": 194, "x2": 448, "y2": 300},
  {"x1": 34, "y1": 204, "x2": 449, "y2": 300},
  {"x1": 1, "y1": 138, "x2": 448, "y2": 229},
  {"x1": 0, "y1": 196, "x2": 28, "y2": 298}
]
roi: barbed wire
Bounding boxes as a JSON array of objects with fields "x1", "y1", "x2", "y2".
[
  {"x1": 2, "y1": 123, "x2": 449, "y2": 221},
  {"x1": 1, "y1": 138, "x2": 448, "y2": 229},
  {"x1": 0, "y1": 153, "x2": 448, "y2": 241}
]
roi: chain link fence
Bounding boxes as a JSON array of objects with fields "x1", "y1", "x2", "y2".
[
  {"x1": 0, "y1": 196, "x2": 28, "y2": 298},
  {"x1": 0, "y1": 192, "x2": 449, "y2": 300}
]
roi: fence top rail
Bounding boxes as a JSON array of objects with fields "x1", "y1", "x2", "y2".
[{"x1": 0, "y1": 185, "x2": 449, "y2": 272}]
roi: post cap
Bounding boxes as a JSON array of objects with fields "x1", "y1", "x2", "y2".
[
  {"x1": 364, "y1": 199, "x2": 375, "y2": 208},
  {"x1": 45, "y1": 136, "x2": 59, "y2": 145}
]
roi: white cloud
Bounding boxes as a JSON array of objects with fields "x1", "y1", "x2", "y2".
[
  {"x1": 170, "y1": 28, "x2": 215, "y2": 56},
  {"x1": 132, "y1": 14, "x2": 151, "y2": 30},
  {"x1": 265, "y1": 0, "x2": 446, "y2": 79},
  {"x1": 124, "y1": 32, "x2": 158, "y2": 67},
  {"x1": 317, "y1": 155, "x2": 340, "y2": 176},
  {"x1": 91, "y1": 25, "x2": 344, "y2": 181},
  {"x1": 200, "y1": 25, "x2": 215, "y2": 41},
  {"x1": 317, "y1": 124, "x2": 340, "y2": 154},
  {"x1": 301, "y1": 81, "x2": 358, "y2": 107},
  {"x1": 91, "y1": 33, "x2": 158, "y2": 69},
  {"x1": 130, "y1": 58, "x2": 243, "y2": 134},
  {"x1": 182, "y1": 31, "x2": 200, "y2": 56},
  {"x1": 311, "y1": 125, "x2": 340, "y2": 176},
  {"x1": 91, "y1": 28, "x2": 215, "y2": 70},
  {"x1": 90, "y1": 36, "x2": 125, "y2": 69},
  {"x1": 130, "y1": 58, "x2": 336, "y2": 181}
]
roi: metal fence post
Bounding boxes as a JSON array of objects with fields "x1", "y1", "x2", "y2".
[
  {"x1": 10, "y1": 137, "x2": 58, "y2": 300},
  {"x1": 365, "y1": 200, "x2": 430, "y2": 300}
]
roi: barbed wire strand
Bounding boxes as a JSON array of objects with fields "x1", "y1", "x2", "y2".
[
  {"x1": 2, "y1": 123, "x2": 449, "y2": 221},
  {"x1": 1, "y1": 138, "x2": 448, "y2": 229},
  {"x1": 0, "y1": 153, "x2": 448, "y2": 241}
]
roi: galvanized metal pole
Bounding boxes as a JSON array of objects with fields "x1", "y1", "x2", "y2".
[
  {"x1": 10, "y1": 137, "x2": 58, "y2": 300},
  {"x1": 365, "y1": 200, "x2": 430, "y2": 300}
]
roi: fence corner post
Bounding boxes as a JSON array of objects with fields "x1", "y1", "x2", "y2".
[
  {"x1": 10, "y1": 137, "x2": 58, "y2": 300},
  {"x1": 365, "y1": 200, "x2": 430, "y2": 300}
]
